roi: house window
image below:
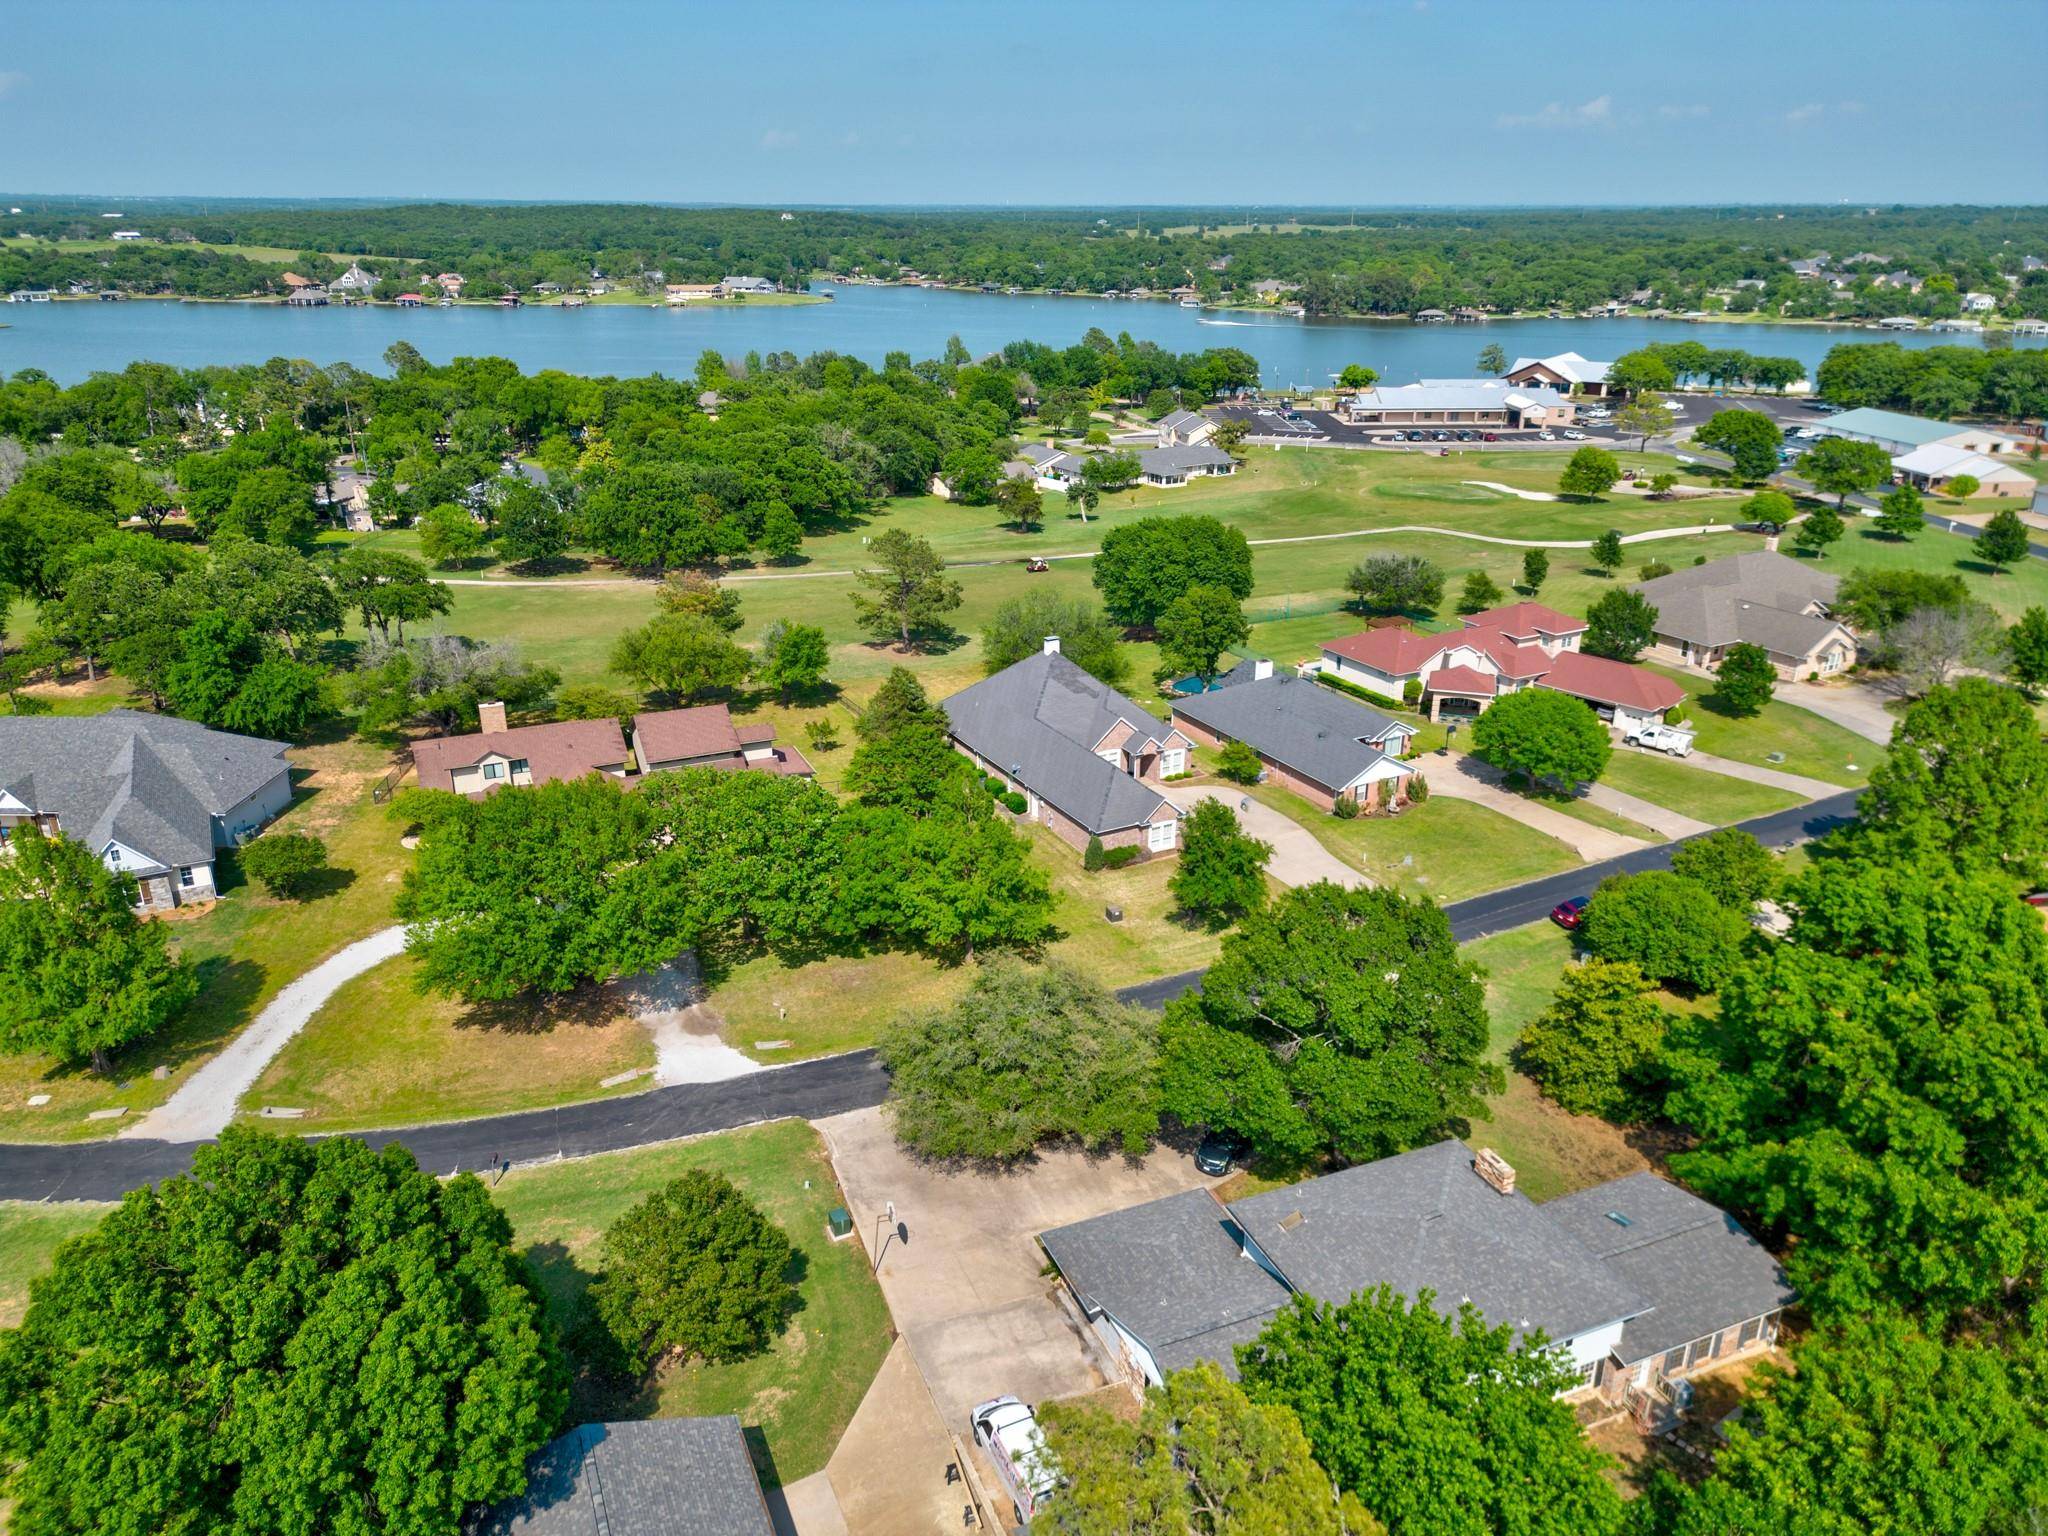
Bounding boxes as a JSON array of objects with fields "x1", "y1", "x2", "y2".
[
  {"x1": 1160, "y1": 749, "x2": 1186, "y2": 776},
  {"x1": 179, "y1": 866, "x2": 196, "y2": 889},
  {"x1": 509, "y1": 758, "x2": 530, "y2": 775},
  {"x1": 482, "y1": 762, "x2": 506, "y2": 781},
  {"x1": 1147, "y1": 819, "x2": 1176, "y2": 852}
]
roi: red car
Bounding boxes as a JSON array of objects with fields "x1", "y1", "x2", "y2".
[{"x1": 1550, "y1": 896, "x2": 1589, "y2": 929}]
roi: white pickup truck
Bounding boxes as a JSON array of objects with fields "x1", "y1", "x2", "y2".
[
  {"x1": 1626, "y1": 722, "x2": 1695, "y2": 757},
  {"x1": 971, "y1": 1396, "x2": 1058, "y2": 1527}
]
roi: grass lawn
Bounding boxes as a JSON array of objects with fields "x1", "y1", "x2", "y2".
[
  {"x1": 0, "y1": 1202, "x2": 112, "y2": 1328},
  {"x1": 1599, "y1": 749, "x2": 1806, "y2": 825},
  {"x1": 1820, "y1": 521, "x2": 2048, "y2": 622},
  {"x1": 1646, "y1": 665, "x2": 1876, "y2": 785},
  {"x1": 0, "y1": 736, "x2": 413, "y2": 1141},
  {"x1": 711, "y1": 817, "x2": 1228, "y2": 1062},
  {"x1": 490, "y1": 1119, "x2": 891, "y2": 1486},
  {"x1": 1519, "y1": 785, "x2": 1660, "y2": 843},
  {"x1": 244, "y1": 952, "x2": 656, "y2": 1132},
  {"x1": 1247, "y1": 783, "x2": 1583, "y2": 901}
]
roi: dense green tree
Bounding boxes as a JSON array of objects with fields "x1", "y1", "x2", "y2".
[
  {"x1": 1344, "y1": 554, "x2": 1443, "y2": 615},
  {"x1": 1080, "y1": 449, "x2": 1142, "y2": 494},
  {"x1": 1665, "y1": 855, "x2": 2048, "y2": 1318},
  {"x1": 2008, "y1": 605, "x2": 2048, "y2": 695},
  {"x1": 758, "y1": 501, "x2": 805, "y2": 561},
  {"x1": 1238, "y1": 1288, "x2": 1626, "y2": 1536},
  {"x1": 1581, "y1": 870, "x2": 1746, "y2": 992},
  {"x1": 1946, "y1": 472, "x2": 1981, "y2": 500},
  {"x1": 237, "y1": 831, "x2": 329, "y2": 900},
  {"x1": 1739, "y1": 487, "x2": 1796, "y2": 529},
  {"x1": 1337, "y1": 364, "x2": 1379, "y2": 389},
  {"x1": 1519, "y1": 547, "x2": 1548, "y2": 594},
  {"x1": 843, "y1": 709, "x2": 974, "y2": 814},
  {"x1": 333, "y1": 545, "x2": 451, "y2": 641},
  {"x1": 1456, "y1": 571, "x2": 1504, "y2": 613},
  {"x1": 1607, "y1": 351, "x2": 1677, "y2": 396},
  {"x1": 1654, "y1": 1314, "x2": 2048, "y2": 1536},
  {"x1": 1159, "y1": 883, "x2": 1498, "y2": 1165},
  {"x1": 994, "y1": 474, "x2": 1042, "y2": 532},
  {"x1": 0, "y1": 825, "x2": 198, "y2": 1073},
  {"x1": 1794, "y1": 502, "x2": 1845, "y2": 558},
  {"x1": 494, "y1": 480, "x2": 572, "y2": 566},
  {"x1": 850, "y1": 527, "x2": 962, "y2": 647},
  {"x1": 1171, "y1": 800, "x2": 1271, "y2": 929},
  {"x1": 1040, "y1": 1361, "x2": 1380, "y2": 1536},
  {"x1": 1157, "y1": 584, "x2": 1250, "y2": 687},
  {"x1": 1516, "y1": 959, "x2": 1667, "y2": 1119},
  {"x1": 855, "y1": 665, "x2": 944, "y2": 741},
  {"x1": 1712, "y1": 640, "x2": 1777, "y2": 715},
  {"x1": 653, "y1": 569, "x2": 744, "y2": 632},
  {"x1": 1558, "y1": 446, "x2": 1621, "y2": 499},
  {"x1": 879, "y1": 958, "x2": 1159, "y2": 1158},
  {"x1": 1693, "y1": 407, "x2": 1783, "y2": 481},
  {"x1": 1860, "y1": 677, "x2": 2048, "y2": 881},
  {"x1": 1215, "y1": 739, "x2": 1263, "y2": 785},
  {"x1": 1580, "y1": 587, "x2": 1657, "y2": 660},
  {"x1": 1974, "y1": 506, "x2": 2031, "y2": 574},
  {"x1": 941, "y1": 446, "x2": 1001, "y2": 504},
  {"x1": 0, "y1": 1129, "x2": 565, "y2": 1536},
  {"x1": 753, "y1": 619, "x2": 830, "y2": 698},
  {"x1": 216, "y1": 464, "x2": 317, "y2": 547},
  {"x1": 1614, "y1": 391, "x2": 1678, "y2": 451},
  {"x1": 1476, "y1": 343, "x2": 1507, "y2": 376},
  {"x1": 610, "y1": 613, "x2": 750, "y2": 702},
  {"x1": 855, "y1": 807, "x2": 1054, "y2": 958},
  {"x1": 1670, "y1": 827, "x2": 1778, "y2": 909},
  {"x1": 1797, "y1": 435, "x2": 1891, "y2": 508},
  {"x1": 1469, "y1": 688, "x2": 1609, "y2": 787},
  {"x1": 395, "y1": 777, "x2": 695, "y2": 1001},
  {"x1": 1093, "y1": 516, "x2": 1254, "y2": 629},
  {"x1": 1874, "y1": 479, "x2": 1925, "y2": 539},
  {"x1": 416, "y1": 501, "x2": 487, "y2": 566},
  {"x1": 1832, "y1": 566, "x2": 1969, "y2": 632},
  {"x1": 1589, "y1": 528, "x2": 1624, "y2": 574},
  {"x1": 981, "y1": 592, "x2": 1129, "y2": 686},
  {"x1": 585, "y1": 1171, "x2": 796, "y2": 1374},
  {"x1": 164, "y1": 611, "x2": 325, "y2": 738}
]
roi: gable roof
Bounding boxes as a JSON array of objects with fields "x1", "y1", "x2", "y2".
[
  {"x1": 1634, "y1": 552, "x2": 1846, "y2": 655},
  {"x1": 1040, "y1": 1188, "x2": 1291, "y2": 1380},
  {"x1": 1138, "y1": 443, "x2": 1234, "y2": 476},
  {"x1": 1892, "y1": 443, "x2": 2029, "y2": 484},
  {"x1": 633, "y1": 703, "x2": 744, "y2": 763},
  {"x1": 1534, "y1": 649, "x2": 1685, "y2": 713},
  {"x1": 1229, "y1": 1140, "x2": 1648, "y2": 1349},
  {"x1": 0, "y1": 710, "x2": 290, "y2": 873},
  {"x1": 1821, "y1": 406, "x2": 1976, "y2": 448},
  {"x1": 1507, "y1": 352, "x2": 1611, "y2": 386},
  {"x1": 1544, "y1": 1174, "x2": 1796, "y2": 1364},
  {"x1": 1171, "y1": 674, "x2": 1413, "y2": 794},
  {"x1": 1347, "y1": 380, "x2": 1570, "y2": 415},
  {"x1": 1321, "y1": 625, "x2": 1467, "y2": 677},
  {"x1": 1157, "y1": 408, "x2": 1210, "y2": 434},
  {"x1": 941, "y1": 652, "x2": 1179, "y2": 834},
  {"x1": 1463, "y1": 602, "x2": 1587, "y2": 641},
  {"x1": 472, "y1": 1418, "x2": 774, "y2": 1536},
  {"x1": 411, "y1": 718, "x2": 628, "y2": 793}
]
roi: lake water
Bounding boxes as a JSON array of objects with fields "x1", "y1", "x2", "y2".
[{"x1": 1, "y1": 283, "x2": 2030, "y2": 387}]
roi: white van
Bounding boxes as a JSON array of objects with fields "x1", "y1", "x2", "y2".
[{"x1": 971, "y1": 1396, "x2": 1058, "y2": 1526}]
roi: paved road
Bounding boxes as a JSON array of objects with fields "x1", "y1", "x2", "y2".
[
  {"x1": 1116, "y1": 789, "x2": 1861, "y2": 1012},
  {"x1": 0, "y1": 1047, "x2": 888, "y2": 1204}
]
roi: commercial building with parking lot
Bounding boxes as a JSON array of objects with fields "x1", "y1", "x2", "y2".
[{"x1": 1340, "y1": 379, "x2": 1576, "y2": 430}]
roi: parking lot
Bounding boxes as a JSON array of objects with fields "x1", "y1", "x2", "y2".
[{"x1": 1213, "y1": 401, "x2": 1629, "y2": 451}]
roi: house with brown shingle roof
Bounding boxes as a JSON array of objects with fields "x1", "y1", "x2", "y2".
[
  {"x1": 410, "y1": 703, "x2": 628, "y2": 796},
  {"x1": 632, "y1": 705, "x2": 812, "y2": 778}
]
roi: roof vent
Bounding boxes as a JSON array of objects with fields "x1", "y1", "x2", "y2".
[
  {"x1": 1043, "y1": 635, "x2": 1061, "y2": 655},
  {"x1": 1277, "y1": 1210, "x2": 1305, "y2": 1233},
  {"x1": 1473, "y1": 1147, "x2": 1517, "y2": 1197},
  {"x1": 1605, "y1": 1211, "x2": 1632, "y2": 1227}
]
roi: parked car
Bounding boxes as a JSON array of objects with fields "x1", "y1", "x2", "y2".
[
  {"x1": 1536, "y1": 429, "x2": 1557, "y2": 441},
  {"x1": 1195, "y1": 1132, "x2": 1244, "y2": 1176},
  {"x1": 1432, "y1": 430, "x2": 1452, "y2": 441},
  {"x1": 1626, "y1": 722, "x2": 1695, "y2": 757},
  {"x1": 1455, "y1": 429, "x2": 1475, "y2": 441},
  {"x1": 2025, "y1": 890, "x2": 2048, "y2": 909},
  {"x1": 971, "y1": 1397, "x2": 1058, "y2": 1527},
  {"x1": 1550, "y1": 896, "x2": 1589, "y2": 929},
  {"x1": 1481, "y1": 431, "x2": 1499, "y2": 442},
  {"x1": 1562, "y1": 429, "x2": 1587, "y2": 440},
  {"x1": 1405, "y1": 429, "x2": 1425, "y2": 441}
]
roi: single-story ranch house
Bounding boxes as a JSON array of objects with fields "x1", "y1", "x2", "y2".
[
  {"x1": 1318, "y1": 602, "x2": 1685, "y2": 732},
  {"x1": 0, "y1": 710, "x2": 293, "y2": 910},
  {"x1": 1156, "y1": 408, "x2": 1217, "y2": 446},
  {"x1": 1817, "y1": 406, "x2": 2020, "y2": 458},
  {"x1": 942, "y1": 641, "x2": 1186, "y2": 858},
  {"x1": 473, "y1": 1416, "x2": 774, "y2": 1536},
  {"x1": 1504, "y1": 351, "x2": 1617, "y2": 398},
  {"x1": 1633, "y1": 552, "x2": 1856, "y2": 680},
  {"x1": 1341, "y1": 379, "x2": 1575, "y2": 430},
  {"x1": 1889, "y1": 442, "x2": 2034, "y2": 498},
  {"x1": 414, "y1": 702, "x2": 811, "y2": 795},
  {"x1": 1137, "y1": 443, "x2": 1237, "y2": 486},
  {"x1": 1169, "y1": 661, "x2": 1416, "y2": 812},
  {"x1": 1040, "y1": 1139, "x2": 1794, "y2": 1419}
]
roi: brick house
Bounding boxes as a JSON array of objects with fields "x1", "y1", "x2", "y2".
[
  {"x1": 411, "y1": 703, "x2": 629, "y2": 797},
  {"x1": 942, "y1": 641, "x2": 1186, "y2": 858},
  {"x1": 1169, "y1": 661, "x2": 1417, "y2": 812},
  {"x1": 631, "y1": 704, "x2": 812, "y2": 778}
]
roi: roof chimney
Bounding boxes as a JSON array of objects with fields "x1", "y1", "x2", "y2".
[
  {"x1": 1043, "y1": 635, "x2": 1061, "y2": 656},
  {"x1": 477, "y1": 700, "x2": 508, "y2": 735},
  {"x1": 1473, "y1": 1147, "x2": 1517, "y2": 1197},
  {"x1": 1253, "y1": 658, "x2": 1274, "y2": 681}
]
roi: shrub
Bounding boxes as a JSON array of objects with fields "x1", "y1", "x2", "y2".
[
  {"x1": 1517, "y1": 958, "x2": 1669, "y2": 1119},
  {"x1": 1332, "y1": 794, "x2": 1360, "y2": 820},
  {"x1": 1084, "y1": 834, "x2": 1106, "y2": 871},
  {"x1": 238, "y1": 831, "x2": 329, "y2": 899},
  {"x1": 586, "y1": 1170, "x2": 796, "y2": 1374},
  {"x1": 982, "y1": 774, "x2": 1006, "y2": 793},
  {"x1": 1402, "y1": 678, "x2": 1424, "y2": 706},
  {"x1": 1001, "y1": 791, "x2": 1028, "y2": 815},
  {"x1": 1637, "y1": 559, "x2": 1673, "y2": 581},
  {"x1": 1102, "y1": 845, "x2": 1141, "y2": 869},
  {"x1": 1315, "y1": 671, "x2": 1403, "y2": 710},
  {"x1": 1216, "y1": 739, "x2": 1264, "y2": 784},
  {"x1": 1407, "y1": 772, "x2": 1429, "y2": 803}
]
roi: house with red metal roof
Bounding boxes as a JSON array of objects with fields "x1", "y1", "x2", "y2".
[{"x1": 1318, "y1": 602, "x2": 1683, "y2": 733}]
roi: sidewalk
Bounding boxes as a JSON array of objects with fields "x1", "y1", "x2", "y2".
[
  {"x1": 1425, "y1": 753, "x2": 1651, "y2": 860},
  {"x1": 1674, "y1": 749, "x2": 1847, "y2": 799},
  {"x1": 1575, "y1": 779, "x2": 1713, "y2": 840},
  {"x1": 1159, "y1": 783, "x2": 1365, "y2": 888}
]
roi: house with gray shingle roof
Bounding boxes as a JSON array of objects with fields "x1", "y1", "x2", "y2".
[
  {"x1": 1155, "y1": 408, "x2": 1216, "y2": 447},
  {"x1": 1137, "y1": 443, "x2": 1237, "y2": 487},
  {"x1": 471, "y1": 1417, "x2": 774, "y2": 1536},
  {"x1": 1169, "y1": 665, "x2": 1416, "y2": 812},
  {"x1": 1042, "y1": 1140, "x2": 1793, "y2": 1409},
  {"x1": 1633, "y1": 551, "x2": 1857, "y2": 680},
  {"x1": 0, "y1": 710, "x2": 293, "y2": 910},
  {"x1": 942, "y1": 642, "x2": 1186, "y2": 858}
]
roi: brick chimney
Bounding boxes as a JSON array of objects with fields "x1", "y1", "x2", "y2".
[
  {"x1": 477, "y1": 700, "x2": 509, "y2": 734},
  {"x1": 1042, "y1": 635, "x2": 1061, "y2": 655},
  {"x1": 1473, "y1": 1147, "x2": 1517, "y2": 1197}
]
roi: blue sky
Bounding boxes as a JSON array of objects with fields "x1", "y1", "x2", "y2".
[{"x1": 3, "y1": 0, "x2": 2043, "y2": 205}]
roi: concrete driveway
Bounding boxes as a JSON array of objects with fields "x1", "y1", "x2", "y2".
[
  {"x1": 815, "y1": 1106, "x2": 1212, "y2": 1454},
  {"x1": 1159, "y1": 783, "x2": 1364, "y2": 888},
  {"x1": 1774, "y1": 677, "x2": 1899, "y2": 745},
  {"x1": 1425, "y1": 752, "x2": 1651, "y2": 859}
]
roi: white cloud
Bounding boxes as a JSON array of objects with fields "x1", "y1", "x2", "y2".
[
  {"x1": 1497, "y1": 95, "x2": 1612, "y2": 131},
  {"x1": 1657, "y1": 102, "x2": 1711, "y2": 121},
  {"x1": 0, "y1": 71, "x2": 26, "y2": 99},
  {"x1": 1785, "y1": 103, "x2": 1826, "y2": 126},
  {"x1": 1837, "y1": 99, "x2": 1865, "y2": 115},
  {"x1": 759, "y1": 128, "x2": 799, "y2": 151}
]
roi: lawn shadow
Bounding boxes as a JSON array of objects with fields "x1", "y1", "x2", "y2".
[
  {"x1": 288, "y1": 865, "x2": 359, "y2": 902},
  {"x1": 455, "y1": 984, "x2": 632, "y2": 1037}
]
